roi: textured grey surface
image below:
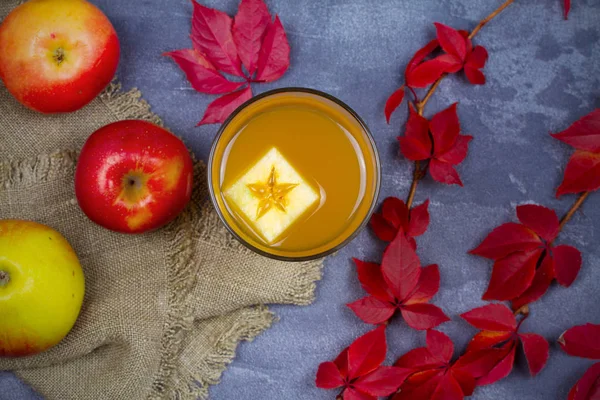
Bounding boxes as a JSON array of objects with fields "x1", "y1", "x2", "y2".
[{"x1": 1, "y1": 0, "x2": 600, "y2": 399}]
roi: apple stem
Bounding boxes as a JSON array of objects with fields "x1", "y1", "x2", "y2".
[{"x1": 0, "y1": 270, "x2": 9, "y2": 287}]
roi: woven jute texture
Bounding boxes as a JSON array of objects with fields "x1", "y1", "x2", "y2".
[{"x1": 0, "y1": 3, "x2": 323, "y2": 399}]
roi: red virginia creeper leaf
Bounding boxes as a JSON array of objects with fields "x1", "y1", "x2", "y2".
[
  {"x1": 353, "y1": 366, "x2": 412, "y2": 396},
  {"x1": 255, "y1": 15, "x2": 290, "y2": 82},
  {"x1": 385, "y1": 86, "x2": 406, "y2": 123},
  {"x1": 469, "y1": 222, "x2": 543, "y2": 260},
  {"x1": 436, "y1": 54, "x2": 464, "y2": 73},
  {"x1": 429, "y1": 159, "x2": 464, "y2": 186},
  {"x1": 552, "y1": 109, "x2": 600, "y2": 152},
  {"x1": 552, "y1": 244, "x2": 582, "y2": 287},
  {"x1": 454, "y1": 348, "x2": 507, "y2": 379},
  {"x1": 434, "y1": 22, "x2": 468, "y2": 61},
  {"x1": 464, "y1": 67, "x2": 486, "y2": 85},
  {"x1": 511, "y1": 253, "x2": 555, "y2": 310},
  {"x1": 381, "y1": 232, "x2": 421, "y2": 301},
  {"x1": 316, "y1": 361, "x2": 344, "y2": 389},
  {"x1": 569, "y1": 363, "x2": 600, "y2": 400},
  {"x1": 467, "y1": 331, "x2": 514, "y2": 352},
  {"x1": 516, "y1": 204, "x2": 560, "y2": 242},
  {"x1": 393, "y1": 371, "x2": 443, "y2": 400},
  {"x1": 401, "y1": 303, "x2": 450, "y2": 330},
  {"x1": 482, "y1": 249, "x2": 543, "y2": 301},
  {"x1": 335, "y1": 348, "x2": 349, "y2": 377},
  {"x1": 431, "y1": 372, "x2": 465, "y2": 400},
  {"x1": 405, "y1": 39, "x2": 440, "y2": 78},
  {"x1": 382, "y1": 197, "x2": 409, "y2": 230},
  {"x1": 197, "y1": 85, "x2": 252, "y2": 125},
  {"x1": 404, "y1": 264, "x2": 440, "y2": 305},
  {"x1": 232, "y1": 0, "x2": 271, "y2": 76},
  {"x1": 519, "y1": 333, "x2": 550, "y2": 376},
  {"x1": 466, "y1": 46, "x2": 488, "y2": 69},
  {"x1": 564, "y1": 0, "x2": 571, "y2": 19},
  {"x1": 556, "y1": 150, "x2": 600, "y2": 197},
  {"x1": 460, "y1": 303, "x2": 517, "y2": 331},
  {"x1": 427, "y1": 329, "x2": 454, "y2": 364},
  {"x1": 348, "y1": 325, "x2": 387, "y2": 378},
  {"x1": 400, "y1": 137, "x2": 433, "y2": 161},
  {"x1": 344, "y1": 388, "x2": 376, "y2": 400},
  {"x1": 559, "y1": 323, "x2": 600, "y2": 359},
  {"x1": 164, "y1": 49, "x2": 245, "y2": 94},
  {"x1": 407, "y1": 199, "x2": 430, "y2": 237},
  {"x1": 477, "y1": 343, "x2": 516, "y2": 386},
  {"x1": 395, "y1": 347, "x2": 447, "y2": 370},
  {"x1": 348, "y1": 296, "x2": 396, "y2": 325},
  {"x1": 437, "y1": 135, "x2": 473, "y2": 165},
  {"x1": 399, "y1": 103, "x2": 432, "y2": 160},
  {"x1": 191, "y1": 0, "x2": 243, "y2": 77},
  {"x1": 354, "y1": 258, "x2": 394, "y2": 302},
  {"x1": 406, "y1": 56, "x2": 456, "y2": 88},
  {"x1": 430, "y1": 103, "x2": 460, "y2": 156},
  {"x1": 370, "y1": 213, "x2": 397, "y2": 242}
]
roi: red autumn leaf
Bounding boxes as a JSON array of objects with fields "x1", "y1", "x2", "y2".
[
  {"x1": 431, "y1": 372, "x2": 465, "y2": 400},
  {"x1": 315, "y1": 361, "x2": 344, "y2": 389},
  {"x1": 469, "y1": 222, "x2": 542, "y2": 260},
  {"x1": 381, "y1": 232, "x2": 421, "y2": 300},
  {"x1": 453, "y1": 348, "x2": 507, "y2": 381},
  {"x1": 232, "y1": 0, "x2": 271, "y2": 76},
  {"x1": 164, "y1": 49, "x2": 245, "y2": 94},
  {"x1": 564, "y1": 0, "x2": 572, "y2": 19},
  {"x1": 316, "y1": 326, "x2": 408, "y2": 398},
  {"x1": 383, "y1": 197, "x2": 410, "y2": 229},
  {"x1": 405, "y1": 39, "x2": 440, "y2": 79},
  {"x1": 396, "y1": 347, "x2": 447, "y2": 370},
  {"x1": 556, "y1": 150, "x2": 600, "y2": 197},
  {"x1": 197, "y1": 86, "x2": 252, "y2": 125},
  {"x1": 482, "y1": 248, "x2": 543, "y2": 301},
  {"x1": 347, "y1": 296, "x2": 396, "y2": 325},
  {"x1": 406, "y1": 55, "x2": 456, "y2": 88},
  {"x1": 369, "y1": 213, "x2": 398, "y2": 242},
  {"x1": 516, "y1": 204, "x2": 560, "y2": 242},
  {"x1": 451, "y1": 368, "x2": 477, "y2": 396},
  {"x1": 429, "y1": 159, "x2": 463, "y2": 186},
  {"x1": 398, "y1": 103, "x2": 432, "y2": 161},
  {"x1": 427, "y1": 328, "x2": 454, "y2": 363},
  {"x1": 400, "y1": 303, "x2": 450, "y2": 330},
  {"x1": 559, "y1": 323, "x2": 600, "y2": 359},
  {"x1": 430, "y1": 103, "x2": 460, "y2": 156},
  {"x1": 348, "y1": 325, "x2": 387, "y2": 378},
  {"x1": 354, "y1": 258, "x2": 394, "y2": 302},
  {"x1": 464, "y1": 46, "x2": 489, "y2": 85},
  {"x1": 467, "y1": 331, "x2": 514, "y2": 352},
  {"x1": 568, "y1": 363, "x2": 600, "y2": 400},
  {"x1": 477, "y1": 343, "x2": 516, "y2": 385},
  {"x1": 519, "y1": 333, "x2": 550, "y2": 376},
  {"x1": 460, "y1": 303, "x2": 517, "y2": 331},
  {"x1": 255, "y1": 15, "x2": 290, "y2": 82},
  {"x1": 552, "y1": 109, "x2": 600, "y2": 152},
  {"x1": 384, "y1": 86, "x2": 406, "y2": 124},
  {"x1": 552, "y1": 244, "x2": 582, "y2": 287},
  {"x1": 191, "y1": 0, "x2": 243, "y2": 77},
  {"x1": 436, "y1": 135, "x2": 473, "y2": 165},
  {"x1": 434, "y1": 23, "x2": 468, "y2": 61},
  {"x1": 404, "y1": 264, "x2": 440, "y2": 305},
  {"x1": 407, "y1": 199, "x2": 431, "y2": 237},
  {"x1": 511, "y1": 253, "x2": 555, "y2": 311}
]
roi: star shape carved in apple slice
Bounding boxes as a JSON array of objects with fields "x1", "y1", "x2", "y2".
[{"x1": 247, "y1": 166, "x2": 298, "y2": 219}]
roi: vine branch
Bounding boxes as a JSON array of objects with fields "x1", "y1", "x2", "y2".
[{"x1": 406, "y1": 0, "x2": 515, "y2": 210}]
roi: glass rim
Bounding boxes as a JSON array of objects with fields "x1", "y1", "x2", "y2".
[{"x1": 207, "y1": 87, "x2": 381, "y2": 262}]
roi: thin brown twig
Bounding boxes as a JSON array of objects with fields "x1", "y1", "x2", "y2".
[
  {"x1": 559, "y1": 191, "x2": 590, "y2": 232},
  {"x1": 405, "y1": 0, "x2": 515, "y2": 209}
]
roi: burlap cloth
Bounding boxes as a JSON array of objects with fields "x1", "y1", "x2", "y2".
[{"x1": 0, "y1": 3, "x2": 323, "y2": 399}]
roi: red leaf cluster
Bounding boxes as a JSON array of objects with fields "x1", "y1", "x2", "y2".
[
  {"x1": 470, "y1": 204, "x2": 582, "y2": 308},
  {"x1": 461, "y1": 304, "x2": 549, "y2": 384},
  {"x1": 316, "y1": 326, "x2": 411, "y2": 400},
  {"x1": 369, "y1": 197, "x2": 430, "y2": 246},
  {"x1": 348, "y1": 233, "x2": 449, "y2": 330},
  {"x1": 559, "y1": 323, "x2": 600, "y2": 400},
  {"x1": 398, "y1": 103, "x2": 473, "y2": 186},
  {"x1": 552, "y1": 109, "x2": 600, "y2": 197},
  {"x1": 385, "y1": 23, "x2": 488, "y2": 123},
  {"x1": 165, "y1": 0, "x2": 290, "y2": 125},
  {"x1": 393, "y1": 329, "x2": 502, "y2": 400}
]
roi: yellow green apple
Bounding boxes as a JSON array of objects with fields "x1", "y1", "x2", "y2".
[{"x1": 0, "y1": 220, "x2": 85, "y2": 357}]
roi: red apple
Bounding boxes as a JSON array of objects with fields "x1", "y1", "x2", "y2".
[
  {"x1": 0, "y1": 0, "x2": 120, "y2": 113},
  {"x1": 75, "y1": 120, "x2": 194, "y2": 233}
]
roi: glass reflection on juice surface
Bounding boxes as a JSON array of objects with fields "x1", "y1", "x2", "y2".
[{"x1": 209, "y1": 89, "x2": 380, "y2": 260}]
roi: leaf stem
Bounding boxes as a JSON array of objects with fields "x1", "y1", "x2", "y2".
[
  {"x1": 559, "y1": 191, "x2": 590, "y2": 232},
  {"x1": 405, "y1": 0, "x2": 515, "y2": 208}
]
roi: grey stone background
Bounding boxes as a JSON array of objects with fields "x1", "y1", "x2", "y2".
[{"x1": 1, "y1": 0, "x2": 599, "y2": 399}]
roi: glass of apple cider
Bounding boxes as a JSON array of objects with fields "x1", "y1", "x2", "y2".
[{"x1": 208, "y1": 88, "x2": 380, "y2": 261}]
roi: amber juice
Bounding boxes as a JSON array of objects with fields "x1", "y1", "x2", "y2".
[{"x1": 209, "y1": 89, "x2": 380, "y2": 260}]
